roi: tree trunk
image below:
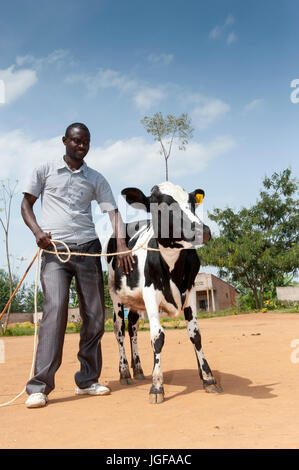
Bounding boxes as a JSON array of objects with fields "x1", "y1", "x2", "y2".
[
  {"x1": 165, "y1": 158, "x2": 168, "y2": 181},
  {"x1": 244, "y1": 270, "x2": 260, "y2": 309},
  {"x1": 3, "y1": 232, "x2": 12, "y2": 332},
  {"x1": 259, "y1": 282, "x2": 264, "y2": 310},
  {"x1": 252, "y1": 288, "x2": 260, "y2": 309}
]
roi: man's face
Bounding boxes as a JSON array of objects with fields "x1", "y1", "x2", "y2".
[{"x1": 62, "y1": 127, "x2": 90, "y2": 161}]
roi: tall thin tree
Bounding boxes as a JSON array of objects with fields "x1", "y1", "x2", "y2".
[
  {"x1": 141, "y1": 112, "x2": 194, "y2": 181},
  {"x1": 0, "y1": 179, "x2": 18, "y2": 331}
]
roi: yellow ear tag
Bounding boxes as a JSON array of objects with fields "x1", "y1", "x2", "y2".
[{"x1": 195, "y1": 193, "x2": 203, "y2": 205}]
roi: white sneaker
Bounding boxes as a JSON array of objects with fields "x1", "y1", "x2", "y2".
[
  {"x1": 25, "y1": 392, "x2": 48, "y2": 408},
  {"x1": 75, "y1": 383, "x2": 111, "y2": 396}
]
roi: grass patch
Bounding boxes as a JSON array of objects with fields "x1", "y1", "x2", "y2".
[{"x1": 1, "y1": 322, "x2": 37, "y2": 336}]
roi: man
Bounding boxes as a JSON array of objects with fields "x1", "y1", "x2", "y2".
[{"x1": 21, "y1": 122, "x2": 134, "y2": 408}]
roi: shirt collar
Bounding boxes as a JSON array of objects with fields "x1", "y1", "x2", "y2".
[{"x1": 56, "y1": 156, "x2": 88, "y2": 176}]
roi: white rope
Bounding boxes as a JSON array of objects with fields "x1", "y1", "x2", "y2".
[
  {"x1": 43, "y1": 231, "x2": 160, "y2": 262},
  {"x1": 0, "y1": 249, "x2": 40, "y2": 408},
  {"x1": 0, "y1": 232, "x2": 161, "y2": 407}
]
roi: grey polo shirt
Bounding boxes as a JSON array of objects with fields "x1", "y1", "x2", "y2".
[{"x1": 24, "y1": 156, "x2": 117, "y2": 245}]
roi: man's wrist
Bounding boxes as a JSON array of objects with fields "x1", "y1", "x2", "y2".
[
  {"x1": 116, "y1": 238, "x2": 127, "y2": 247},
  {"x1": 33, "y1": 227, "x2": 43, "y2": 236}
]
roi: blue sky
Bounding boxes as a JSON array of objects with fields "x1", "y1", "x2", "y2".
[{"x1": 0, "y1": 0, "x2": 298, "y2": 280}]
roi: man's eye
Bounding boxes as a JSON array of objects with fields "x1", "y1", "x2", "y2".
[{"x1": 72, "y1": 139, "x2": 89, "y2": 145}]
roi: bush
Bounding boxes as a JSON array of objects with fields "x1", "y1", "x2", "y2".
[
  {"x1": 1, "y1": 323, "x2": 36, "y2": 336},
  {"x1": 66, "y1": 321, "x2": 81, "y2": 333}
]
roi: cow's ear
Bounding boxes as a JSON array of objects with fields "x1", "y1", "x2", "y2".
[
  {"x1": 121, "y1": 188, "x2": 150, "y2": 212},
  {"x1": 189, "y1": 189, "x2": 205, "y2": 205}
]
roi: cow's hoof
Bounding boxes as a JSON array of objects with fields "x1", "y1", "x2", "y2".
[
  {"x1": 134, "y1": 372, "x2": 146, "y2": 380},
  {"x1": 120, "y1": 377, "x2": 134, "y2": 385},
  {"x1": 149, "y1": 393, "x2": 164, "y2": 404},
  {"x1": 204, "y1": 383, "x2": 223, "y2": 394}
]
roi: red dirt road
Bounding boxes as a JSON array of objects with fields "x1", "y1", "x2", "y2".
[{"x1": 1, "y1": 312, "x2": 299, "y2": 449}]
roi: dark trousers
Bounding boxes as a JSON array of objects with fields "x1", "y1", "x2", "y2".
[{"x1": 26, "y1": 239, "x2": 105, "y2": 396}]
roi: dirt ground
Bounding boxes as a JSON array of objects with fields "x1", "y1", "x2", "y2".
[{"x1": 1, "y1": 312, "x2": 299, "y2": 450}]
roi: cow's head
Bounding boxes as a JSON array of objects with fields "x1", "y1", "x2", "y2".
[{"x1": 121, "y1": 181, "x2": 211, "y2": 248}]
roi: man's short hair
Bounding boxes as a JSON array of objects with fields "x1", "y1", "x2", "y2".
[{"x1": 65, "y1": 122, "x2": 90, "y2": 137}]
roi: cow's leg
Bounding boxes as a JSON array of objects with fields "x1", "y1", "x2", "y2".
[
  {"x1": 184, "y1": 292, "x2": 222, "y2": 393},
  {"x1": 128, "y1": 310, "x2": 145, "y2": 380},
  {"x1": 143, "y1": 287, "x2": 165, "y2": 404},
  {"x1": 112, "y1": 297, "x2": 133, "y2": 385}
]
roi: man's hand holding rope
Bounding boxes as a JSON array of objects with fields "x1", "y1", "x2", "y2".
[
  {"x1": 116, "y1": 237, "x2": 135, "y2": 275},
  {"x1": 110, "y1": 208, "x2": 135, "y2": 275}
]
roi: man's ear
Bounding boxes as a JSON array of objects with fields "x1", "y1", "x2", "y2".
[
  {"x1": 121, "y1": 188, "x2": 150, "y2": 212},
  {"x1": 189, "y1": 189, "x2": 205, "y2": 205}
]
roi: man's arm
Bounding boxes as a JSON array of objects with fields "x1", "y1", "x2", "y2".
[
  {"x1": 108, "y1": 209, "x2": 135, "y2": 275},
  {"x1": 21, "y1": 193, "x2": 51, "y2": 249}
]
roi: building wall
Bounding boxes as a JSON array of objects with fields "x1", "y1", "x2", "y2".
[
  {"x1": 7, "y1": 307, "x2": 113, "y2": 325},
  {"x1": 195, "y1": 273, "x2": 236, "y2": 312},
  {"x1": 212, "y1": 276, "x2": 236, "y2": 310},
  {"x1": 276, "y1": 287, "x2": 299, "y2": 302}
]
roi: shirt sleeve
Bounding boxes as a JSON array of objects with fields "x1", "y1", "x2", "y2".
[
  {"x1": 95, "y1": 176, "x2": 118, "y2": 213},
  {"x1": 23, "y1": 164, "x2": 45, "y2": 198}
]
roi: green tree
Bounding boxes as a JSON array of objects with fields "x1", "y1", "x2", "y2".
[
  {"x1": 68, "y1": 273, "x2": 113, "y2": 310},
  {"x1": 21, "y1": 282, "x2": 44, "y2": 313},
  {"x1": 0, "y1": 269, "x2": 26, "y2": 325},
  {"x1": 69, "y1": 278, "x2": 78, "y2": 308},
  {"x1": 141, "y1": 112, "x2": 193, "y2": 181},
  {"x1": 103, "y1": 270, "x2": 113, "y2": 310},
  {"x1": 199, "y1": 169, "x2": 299, "y2": 309}
]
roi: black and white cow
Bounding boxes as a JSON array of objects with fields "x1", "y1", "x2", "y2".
[{"x1": 106, "y1": 181, "x2": 222, "y2": 404}]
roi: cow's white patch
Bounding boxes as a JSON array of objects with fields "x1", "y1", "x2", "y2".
[
  {"x1": 158, "y1": 245, "x2": 182, "y2": 271},
  {"x1": 158, "y1": 181, "x2": 189, "y2": 205},
  {"x1": 157, "y1": 181, "x2": 200, "y2": 225}
]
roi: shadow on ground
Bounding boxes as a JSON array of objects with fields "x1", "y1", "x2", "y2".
[{"x1": 104, "y1": 368, "x2": 278, "y2": 402}]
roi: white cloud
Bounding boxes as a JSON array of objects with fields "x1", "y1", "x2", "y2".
[
  {"x1": 225, "y1": 14, "x2": 235, "y2": 26},
  {"x1": 188, "y1": 95, "x2": 230, "y2": 129},
  {"x1": 0, "y1": 79, "x2": 5, "y2": 104},
  {"x1": 16, "y1": 49, "x2": 70, "y2": 69},
  {"x1": 0, "y1": 130, "x2": 63, "y2": 181},
  {"x1": 0, "y1": 65, "x2": 37, "y2": 104},
  {"x1": 227, "y1": 32, "x2": 237, "y2": 45},
  {"x1": 133, "y1": 87, "x2": 166, "y2": 111},
  {"x1": 66, "y1": 68, "x2": 166, "y2": 111},
  {"x1": 86, "y1": 135, "x2": 236, "y2": 185},
  {"x1": 0, "y1": 50, "x2": 72, "y2": 106},
  {"x1": 147, "y1": 53, "x2": 174, "y2": 65},
  {"x1": 209, "y1": 14, "x2": 237, "y2": 44},
  {"x1": 209, "y1": 25, "x2": 222, "y2": 39},
  {"x1": 243, "y1": 99, "x2": 263, "y2": 113},
  {"x1": 0, "y1": 131, "x2": 235, "y2": 189},
  {"x1": 66, "y1": 68, "x2": 138, "y2": 96}
]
